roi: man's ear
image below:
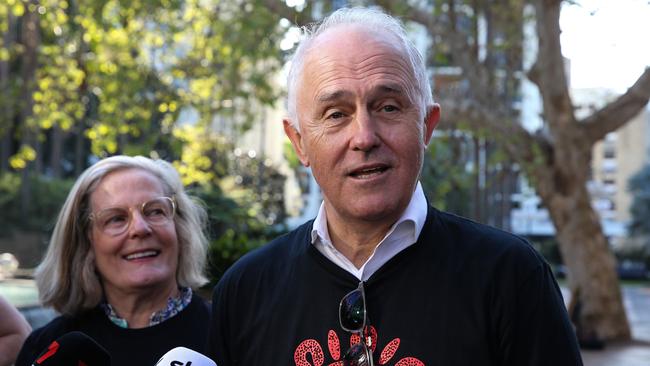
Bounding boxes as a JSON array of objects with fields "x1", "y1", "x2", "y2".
[
  {"x1": 423, "y1": 103, "x2": 441, "y2": 146},
  {"x1": 283, "y1": 119, "x2": 310, "y2": 167}
]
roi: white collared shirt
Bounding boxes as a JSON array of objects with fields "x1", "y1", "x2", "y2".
[{"x1": 311, "y1": 182, "x2": 428, "y2": 281}]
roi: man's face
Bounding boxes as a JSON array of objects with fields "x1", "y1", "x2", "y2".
[{"x1": 284, "y1": 26, "x2": 440, "y2": 228}]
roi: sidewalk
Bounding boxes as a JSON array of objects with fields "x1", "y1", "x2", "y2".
[
  {"x1": 582, "y1": 340, "x2": 650, "y2": 366},
  {"x1": 568, "y1": 285, "x2": 650, "y2": 366}
]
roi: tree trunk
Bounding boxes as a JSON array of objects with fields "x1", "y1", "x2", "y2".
[
  {"x1": 472, "y1": 136, "x2": 483, "y2": 222},
  {"x1": 544, "y1": 179, "x2": 629, "y2": 340},
  {"x1": 74, "y1": 123, "x2": 86, "y2": 176},
  {"x1": 0, "y1": 133, "x2": 11, "y2": 172},
  {"x1": 18, "y1": 0, "x2": 40, "y2": 212},
  {"x1": 533, "y1": 137, "x2": 630, "y2": 340},
  {"x1": 0, "y1": 11, "x2": 15, "y2": 173},
  {"x1": 49, "y1": 125, "x2": 64, "y2": 178}
]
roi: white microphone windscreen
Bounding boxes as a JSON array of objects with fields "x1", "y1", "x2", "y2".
[{"x1": 154, "y1": 347, "x2": 217, "y2": 366}]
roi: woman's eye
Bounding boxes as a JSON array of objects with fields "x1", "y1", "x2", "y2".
[
  {"x1": 145, "y1": 208, "x2": 166, "y2": 217},
  {"x1": 105, "y1": 215, "x2": 127, "y2": 225},
  {"x1": 381, "y1": 105, "x2": 399, "y2": 112}
]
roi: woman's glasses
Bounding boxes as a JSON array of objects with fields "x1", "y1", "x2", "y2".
[
  {"x1": 339, "y1": 281, "x2": 374, "y2": 366},
  {"x1": 89, "y1": 196, "x2": 176, "y2": 236}
]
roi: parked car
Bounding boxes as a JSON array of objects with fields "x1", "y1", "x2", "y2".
[
  {"x1": 553, "y1": 262, "x2": 650, "y2": 281},
  {"x1": 553, "y1": 264, "x2": 567, "y2": 279},
  {"x1": 617, "y1": 260, "x2": 650, "y2": 280}
]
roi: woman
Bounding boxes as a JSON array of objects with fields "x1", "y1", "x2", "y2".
[{"x1": 15, "y1": 155, "x2": 211, "y2": 365}]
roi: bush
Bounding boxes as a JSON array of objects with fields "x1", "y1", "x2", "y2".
[
  {"x1": 191, "y1": 184, "x2": 286, "y2": 286},
  {"x1": 0, "y1": 173, "x2": 74, "y2": 236}
]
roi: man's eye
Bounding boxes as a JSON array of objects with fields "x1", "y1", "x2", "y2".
[
  {"x1": 327, "y1": 111, "x2": 345, "y2": 120},
  {"x1": 381, "y1": 105, "x2": 399, "y2": 112}
]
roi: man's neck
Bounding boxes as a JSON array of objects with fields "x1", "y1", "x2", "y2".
[{"x1": 325, "y1": 213, "x2": 397, "y2": 269}]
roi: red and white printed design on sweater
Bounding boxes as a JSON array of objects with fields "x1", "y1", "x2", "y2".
[{"x1": 294, "y1": 326, "x2": 424, "y2": 366}]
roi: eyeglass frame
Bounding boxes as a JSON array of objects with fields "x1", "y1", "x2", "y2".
[
  {"x1": 339, "y1": 281, "x2": 374, "y2": 366},
  {"x1": 88, "y1": 196, "x2": 176, "y2": 236}
]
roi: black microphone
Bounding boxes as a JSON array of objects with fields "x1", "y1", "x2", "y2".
[
  {"x1": 32, "y1": 331, "x2": 111, "y2": 366},
  {"x1": 154, "y1": 347, "x2": 216, "y2": 366}
]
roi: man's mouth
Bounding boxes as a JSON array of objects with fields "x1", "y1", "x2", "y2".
[
  {"x1": 349, "y1": 165, "x2": 389, "y2": 179},
  {"x1": 124, "y1": 250, "x2": 160, "y2": 260}
]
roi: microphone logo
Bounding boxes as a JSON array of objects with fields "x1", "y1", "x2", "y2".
[
  {"x1": 154, "y1": 347, "x2": 216, "y2": 366},
  {"x1": 31, "y1": 332, "x2": 111, "y2": 366},
  {"x1": 157, "y1": 360, "x2": 192, "y2": 366},
  {"x1": 36, "y1": 341, "x2": 60, "y2": 364}
]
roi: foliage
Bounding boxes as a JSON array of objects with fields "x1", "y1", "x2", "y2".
[
  {"x1": 0, "y1": 0, "x2": 289, "y2": 173},
  {"x1": 421, "y1": 133, "x2": 473, "y2": 216},
  {"x1": 530, "y1": 237, "x2": 562, "y2": 265},
  {"x1": 0, "y1": 173, "x2": 74, "y2": 236},
  {"x1": 628, "y1": 164, "x2": 650, "y2": 236},
  {"x1": 172, "y1": 124, "x2": 288, "y2": 285},
  {"x1": 191, "y1": 183, "x2": 286, "y2": 286},
  {"x1": 0, "y1": 0, "x2": 293, "y2": 281},
  {"x1": 173, "y1": 124, "x2": 287, "y2": 228},
  {"x1": 283, "y1": 139, "x2": 301, "y2": 170}
]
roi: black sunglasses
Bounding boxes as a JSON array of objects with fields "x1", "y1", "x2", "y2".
[{"x1": 339, "y1": 281, "x2": 374, "y2": 366}]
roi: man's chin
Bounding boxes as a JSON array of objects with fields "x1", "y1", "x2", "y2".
[{"x1": 342, "y1": 201, "x2": 405, "y2": 224}]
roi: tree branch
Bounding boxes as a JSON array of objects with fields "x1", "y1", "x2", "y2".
[
  {"x1": 529, "y1": 0, "x2": 574, "y2": 128},
  {"x1": 437, "y1": 95, "x2": 544, "y2": 165},
  {"x1": 581, "y1": 68, "x2": 650, "y2": 143},
  {"x1": 261, "y1": 1, "x2": 314, "y2": 26}
]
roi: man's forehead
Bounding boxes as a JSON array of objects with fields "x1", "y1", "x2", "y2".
[
  {"x1": 306, "y1": 24, "x2": 404, "y2": 58},
  {"x1": 300, "y1": 26, "x2": 411, "y2": 83}
]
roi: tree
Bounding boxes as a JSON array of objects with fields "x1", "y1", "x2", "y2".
[
  {"x1": 421, "y1": 131, "x2": 474, "y2": 218},
  {"x1": 0, "y1": 0, "x2": 292, "y2": 246},
  {"x1": 365, "y1": 0, "x2": 650, "y2": 340},
  {"x1": 0, "y1": 0, "x2": 291, "y2": 172},
  {"x1": 172, "y1": 124, "x2": 288, "y2": 285}
]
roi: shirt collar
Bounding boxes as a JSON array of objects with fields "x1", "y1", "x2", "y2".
[
  {"x1": 311, "y1": 182, "x2": 428, "y2": 280},
  {"x1": 101, "y1": 287, "x2": 193, "y2": 328}
]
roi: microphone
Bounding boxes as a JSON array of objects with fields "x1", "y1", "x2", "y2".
[
  {"x1": 32, "y1": 331, "x2": 111, "y2": 366},
  {"x1": 154, "y1": 347, "x2": 217, "y2": 366}
]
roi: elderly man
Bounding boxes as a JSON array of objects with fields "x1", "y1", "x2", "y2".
[{"x1": 208, "y1": 7, "x2": 582, "y2": 366}]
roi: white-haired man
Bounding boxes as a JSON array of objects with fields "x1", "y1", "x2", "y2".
[{"x1": 208, "y1": 7, "x2": 582, "y2": 366}]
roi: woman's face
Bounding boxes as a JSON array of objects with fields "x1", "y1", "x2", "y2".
[{"x1": 89, "y1": 168, "x2": 179, "y2": 298}]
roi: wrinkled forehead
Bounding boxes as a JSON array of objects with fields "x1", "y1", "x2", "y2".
[{"x1": 298, "y1": 25, "x2": 419, "y2": 103}]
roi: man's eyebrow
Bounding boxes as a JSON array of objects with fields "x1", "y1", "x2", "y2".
[
  {"x1": 375, "y1": 83, "x2": 406, "y2": 95},
  {"x1": 316, "y1": 84, "x2": 406, "y2": 103},
  {"x1": 316, "y1": 90, "x2": 353, "y2": 103}
]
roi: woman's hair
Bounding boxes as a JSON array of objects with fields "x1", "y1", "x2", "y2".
[
  {"x1": 286, "y1": 7, "x2": 434, "y2": 130},
  {"x1": 35, "y1": 155, "x2": 209, "y2": 315}
]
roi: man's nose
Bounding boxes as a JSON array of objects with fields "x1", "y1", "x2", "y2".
[{"x1": 350, "y1": 110, "x2": 380, "y2": 152}]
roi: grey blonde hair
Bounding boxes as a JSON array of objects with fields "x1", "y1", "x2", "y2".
[
  {"x1": 286, "y1": 7, "x2": 434, "y2": 130},
  {"x1": 35, "y1": 155, "x2": 209, "y2": 315}
]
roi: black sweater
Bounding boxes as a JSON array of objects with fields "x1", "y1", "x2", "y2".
[
  {"x1": 208, "y1": 206, "x2": 582, "y2": 365},
  {"x1": 16, "y1": 293, "x2": 210, "y2": 366}
]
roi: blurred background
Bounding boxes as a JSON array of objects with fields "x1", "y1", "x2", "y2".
[{"x1": 0, "y1": 0, "x2": 649, "y2": 364}]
